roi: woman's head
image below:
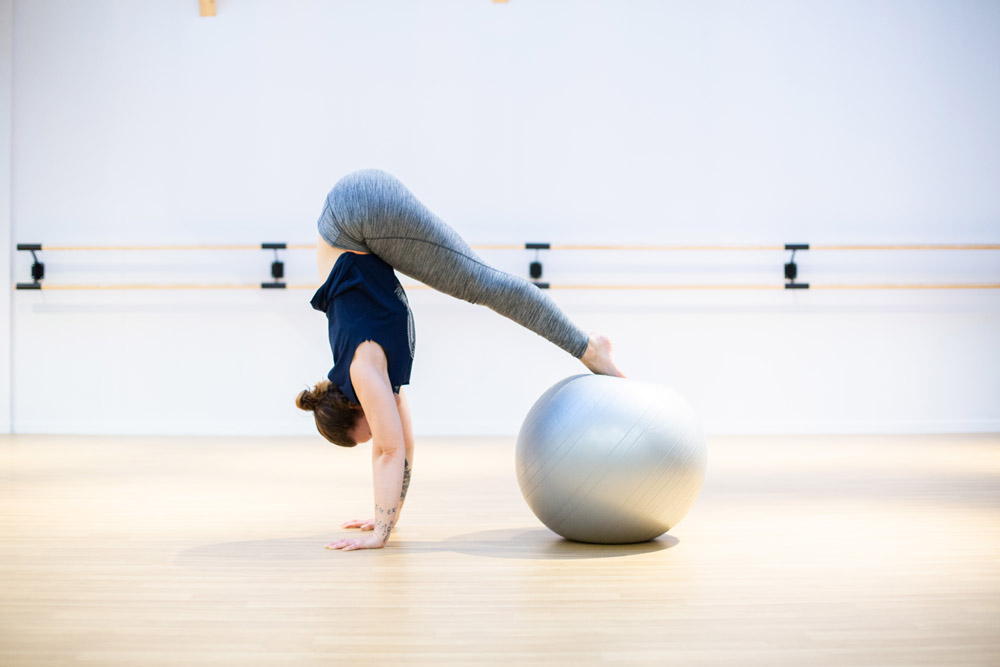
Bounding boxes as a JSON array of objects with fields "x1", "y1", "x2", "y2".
[{"x1": 296, "y1": 380, "x2": 370, "y2": 447}]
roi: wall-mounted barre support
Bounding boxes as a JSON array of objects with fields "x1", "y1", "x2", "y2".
[
  {"x1": 30, "y1": 249, "x2": 44, "y2": 285},
  {"x1": 262, "y1": 243, "x2": 286, "y2": 284},
  {"x1": 14, "y1": 244, "x2": 46, "y2": 287},
  {"x1": 784, "y1": 243, "x2": 809, "y2": 287},
  {"x1": 525, "y1": 242, "x2": 550, "y2": 280}
]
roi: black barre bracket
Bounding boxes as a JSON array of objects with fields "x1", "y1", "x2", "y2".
[
  {"x1": 784, "y1": 243, "x2": 809, "y2": 289},
  {"x1": 16, "y1": 244, "x2": 45, "y2": 286},
  {"x1": 532, "y1": 282, "x2": 550, "y2": 290},
  {"x1": 526, "y1": 242, "x2": 549, "y2": 281},
  {"x1": 261, "y1": 282, "x2": 286, "y2": 289},
  {"x1": 265, "y1": 243, "x2": 285, "y2": 283}
]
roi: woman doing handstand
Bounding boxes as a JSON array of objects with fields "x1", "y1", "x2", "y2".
[{"x1": 296, "y1": 169, "x2": 623, "y2": 551}]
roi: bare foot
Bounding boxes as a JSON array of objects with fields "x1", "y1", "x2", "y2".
[{"x1": 580, "y1": 333, "x2": 626, "y2": 377}]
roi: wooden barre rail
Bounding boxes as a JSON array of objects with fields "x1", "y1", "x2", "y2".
[
  {"x1": 17, "y1": 244, "x2": 315, "y2": 252},
  {"x1": 546, "y1": 283, "x2": 1000, "y2": 291},
  {"x1": 15, "y1": 283, "x2": 1000, "y2": 292},
  {"x1": 16, "y1": 242, "x2": 1000, "y2": 252},
  {"x1": 809, "y1": 244, "x2": 1000, "y2": 251},
  {"x1": 524, "y1": 244, "x2": 1000, "y2": 252}
]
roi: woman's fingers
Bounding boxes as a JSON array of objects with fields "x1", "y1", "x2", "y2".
[
  {"x1": 325, "y1": 540, "x2": 365, "y2": 551},
  {"x1": 325, "y1": 539, "x2": 357, "y2": 550},
  {"x1": 341, "y1": 518, "x2": 376, "y2": 530},
  {"x1": 324, "y1": 534, "x2": 384, "y2": 551}
]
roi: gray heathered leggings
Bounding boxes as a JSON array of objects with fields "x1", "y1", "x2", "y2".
[{"x1": 317, "y1": 169, "x2": 590, "y2": 359}]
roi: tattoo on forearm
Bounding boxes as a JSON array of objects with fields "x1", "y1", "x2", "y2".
[
  {"x1": 374, "y1": 503, "x2": 397, "y2": 543},
  {"x1": 400, "y1": 458, "x2": 411, "y2": 503},
  {"x1": 375, "y1": 520, "x2": 392, "y2": 542},
  {"x1": 373, "y1": 459, "x2": 410, "y2": 545}
]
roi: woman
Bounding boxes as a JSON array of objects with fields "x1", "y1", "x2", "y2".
[{"x1": 296, "y1": 169, "x2": 623, "y2": 551}]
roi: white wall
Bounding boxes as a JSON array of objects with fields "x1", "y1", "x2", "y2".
[{"x1": 10, "y1": 0, "x2": 1000, "y2": 436}]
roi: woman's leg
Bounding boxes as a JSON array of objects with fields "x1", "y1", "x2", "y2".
[{"x1": 329, "y1": 169, "x2": 591, "y2": 358}]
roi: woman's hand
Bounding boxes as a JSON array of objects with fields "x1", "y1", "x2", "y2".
[
  {"x1": 325, "y1": 534, "x2": 386, "y2": 551},
  {"x1": 340, "y1": 518, "x2": 375, "y2": 531}
]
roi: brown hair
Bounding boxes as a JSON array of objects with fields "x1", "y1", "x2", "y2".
[{"x1": 296, "y1": 379, "x2": 364, "y2": 447}]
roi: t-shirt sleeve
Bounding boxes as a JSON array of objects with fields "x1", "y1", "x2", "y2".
[{"x1": 310, "y1": 266, "x2": 365, "y2": 313}]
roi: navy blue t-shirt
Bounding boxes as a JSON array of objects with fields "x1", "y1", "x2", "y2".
[{"x1": 310, "y1": 253, "x2": 416, "y2": 405}]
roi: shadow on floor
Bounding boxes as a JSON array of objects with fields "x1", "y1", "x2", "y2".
[
  {"x1": 415, "y1": 527, "x2": 677, "y2": 560},
  {"x1": 174, "y1": 527, "x2": 677, "y2": 569}
]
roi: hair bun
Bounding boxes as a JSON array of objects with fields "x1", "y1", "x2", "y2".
[
  {"x1": 295, "y1": 389, "x2": 316, "y2": 411},
  {"x1": 295, "y1": 380, "x2": 332, "y2": 412}
]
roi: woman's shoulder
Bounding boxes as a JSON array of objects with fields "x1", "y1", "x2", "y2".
[
  {"x1": 351, "y1": 340, "x2": 389, "y2": 366},
  {"x1": 348, "y1": 341, "x2": 392, "y2": 393}
]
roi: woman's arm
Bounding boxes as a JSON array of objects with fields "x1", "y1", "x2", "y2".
[
  {"x1": 338, "y1": 388, "x2": 415, "y2": 533},
  {"x1": 326, "y1": 343, "x2": 406, "y2": 551}
]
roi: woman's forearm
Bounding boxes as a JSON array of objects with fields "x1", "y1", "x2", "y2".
[
  {"x1": 372, "y1": 449, "x2": 406, "y2": 544},
  {"x1": 394, "y1": 389, "x2": 416, "y2": 529},
  {"x1": 393, "y1": 457, "x2": 411, "y2": 525}
]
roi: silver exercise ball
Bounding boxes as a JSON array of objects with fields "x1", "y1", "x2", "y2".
[{"x1": 515, "y1": 375, "x2": 707, "y2": 544}]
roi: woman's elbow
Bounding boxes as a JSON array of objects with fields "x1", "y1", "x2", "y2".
[{"x1": 374, "y1": 441, "x2": 405, "y2": 460}]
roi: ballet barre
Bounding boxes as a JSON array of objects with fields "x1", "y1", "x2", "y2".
[
  {"x1": 14, "y1": 282, "x2": 1000, "y2": 292},
  {"x1": 513, "y1": 242, "x2": 1000, "y2": 288},
  {"x1": 14, "y1": 241, "x2": 1000, "y2": 291},
  {"x1": 18, "y1": 242, "x2": 1000, "y2": 252},
  {"x1": 16, "y1": 243, "x2": 315, "y2": 252},
  {"x1": 16, "y1": 242, "x2": 296, "y2": 290}
]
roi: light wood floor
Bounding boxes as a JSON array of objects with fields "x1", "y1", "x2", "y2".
[{"x1": 1, "y1": 433, "x2": 998, "y2": 666}]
